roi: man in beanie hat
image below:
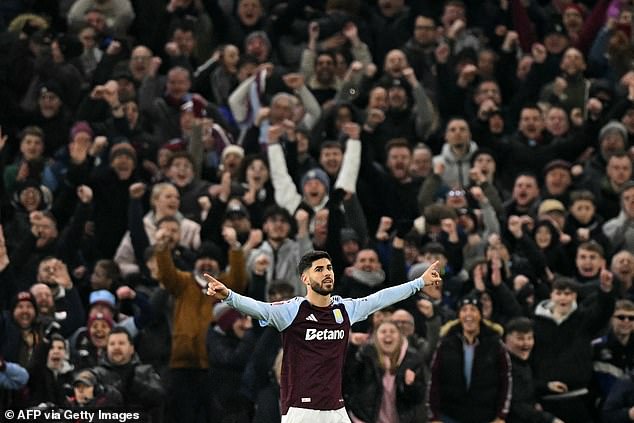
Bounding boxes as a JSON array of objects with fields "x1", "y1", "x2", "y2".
[
  {"x1": 67, "y1": 368, "x2": 123, "y2": 408},
  {"x1": 584, "y1": 120, "x2": 629, "y2": 182},
  {"x1": 33, "y1": 80, "x2": 72, "y2": 156},
  {"x1": 70, "y1": 121, "x2": 94, "y2": 142},
  {"x1": 108, "y1": 142, "x2": 137, "y2": 180},
  {"x1": 70, "y1": 311, "x2": 115, "y2": 369},
  {"x1": 67, "y1": 0, "x2": 135, "y2": 36},
  {"x1": 154, "y1": 228, "x2": 248, "y2": 423},
  {"x1": 0, "y1": 291, "x2": 41, "y2": 367},
  {"x1": 428, "y1": 291, "x2": 511, "y2": 423},
  {"x1": 88, "y1": 140, "x2": 139, "y2": 259},
  {"x1": 48, "y1": 121, "x2": 95, "y2": 192},
  {"x1": 220, "y1": 145, "x2": 245, "y2": 178},
  {"x1": 543, "y1": 159, "x2": 573, "y2": 205},
  {"x1": 300, "y1": 168, "x2": 330, "y2": 206}
]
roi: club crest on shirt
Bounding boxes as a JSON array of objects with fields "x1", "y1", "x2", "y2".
[{"x1": 333, "y1": 308, "x2": 344, "y2": 324}]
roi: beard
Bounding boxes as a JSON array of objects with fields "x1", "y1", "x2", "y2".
[
  {"x1": 194, "y1": 270, "x2": 217, "y2": 288},
  {"x1": 309, "y1": 276, "x2": 334, "y2": 296}
]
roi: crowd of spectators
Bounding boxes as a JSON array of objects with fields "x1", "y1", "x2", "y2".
[{"x1": 0, "y1": 0, "x2": 633, "y2": 422}]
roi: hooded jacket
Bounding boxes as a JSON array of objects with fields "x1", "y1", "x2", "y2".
[
  {"x1": 532, "y1": 290, "x2": 615, "y2": 394},
  {"x1": 432, "y1": 140, "x2": 479, "y2": 188}
]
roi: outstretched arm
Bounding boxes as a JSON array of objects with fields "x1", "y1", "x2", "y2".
[
  {"x1": 205, "y1": 274, "x2": 300, "y2": 331},
  {"x1": 343, "y1": 261, "x2": 442, "y2": 324}
]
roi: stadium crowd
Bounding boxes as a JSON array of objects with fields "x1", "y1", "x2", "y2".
[{"x1": 0, "y1": 0, "x2": 633, "y2": 422}]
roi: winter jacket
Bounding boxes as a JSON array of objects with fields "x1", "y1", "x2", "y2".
[
  {"x1": 532, "y1": 289, "x2": 615, "y2": 394},
  {"x1": 592, "y1": 331, "x2": 634, "y2": 400},
  {"x1": 432, "y1": 141, "x2": 479, "y2": 189},
  {"x1": 93, "y1": 354, "x2": 165, "y2": 410},
  {"x1": 428, "y1": 322, "x2": 511, "y2": 422},
  {"x1": 26, "y1": 340, "x2": 74, "y2": 406},
  {"x1": 345, "y1": 341, "x2": 425, "y2": 423},
  {"x1": 206, "y1": 326, "x2": 257, "y2": 411},
  {"x1": 156, "y1": 246, "x2": 247, "y2": 369},
  {"x1": 507, "y1": 353, "x2": 556, "y2": 423},
  {"x1": 603, "y1": 375, "x2": 634, "y2": 422},
  {"x1": 563, "y1": 213, "x2": 612, "y2": 262},
  {"x1": 603, "y1": 211, "x2": 634, "y2": 253},
  {"x1": 246, "y1": 237, "x2": 313, "y2": 297}
]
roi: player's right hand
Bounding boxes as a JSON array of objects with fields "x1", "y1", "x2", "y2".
[{"x1": 204, "y1": 274, "x2": 230, "y2": 300}]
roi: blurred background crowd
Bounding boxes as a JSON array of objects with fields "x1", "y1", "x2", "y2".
[{"x1": 0, "y1": 0, "x2": 633, "y2": 422}]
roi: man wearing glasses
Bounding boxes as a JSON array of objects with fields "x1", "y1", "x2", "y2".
[{"x1": 592, "y1": 299, "x2": 634, "y2": 405}]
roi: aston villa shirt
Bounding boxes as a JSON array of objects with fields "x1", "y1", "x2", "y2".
[{"x1": 222, "y1": 278, "x2": 424, "y2": 414}]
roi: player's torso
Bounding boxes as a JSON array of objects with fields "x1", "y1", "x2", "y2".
[{"x1": 280, "y1": 300, "x2": 351, "y2": 411}]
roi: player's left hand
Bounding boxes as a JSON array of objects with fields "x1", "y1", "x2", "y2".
[{"x1": 421, "y1": 260, "x2": 442, "y2": 287}]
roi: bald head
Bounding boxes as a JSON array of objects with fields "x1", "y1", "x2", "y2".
[
  {"x1": 391, "y1": 309, "x2": 415, "y2": 336},
  {"x1": 30, "y1": 283, "x2": 54, "y2": 315}
]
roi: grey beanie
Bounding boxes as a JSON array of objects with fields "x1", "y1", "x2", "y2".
[{"x1": 599, "y1": 120, "x2": 628, "y2": 143}]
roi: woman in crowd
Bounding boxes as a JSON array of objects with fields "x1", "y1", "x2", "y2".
[{"x1": 345, "y1": 320, "x2": 426, "y2": 423}]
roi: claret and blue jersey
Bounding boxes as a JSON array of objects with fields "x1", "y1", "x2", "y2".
[{"x1": 222, "y1": 278, "x2": 424, "y2": 415}]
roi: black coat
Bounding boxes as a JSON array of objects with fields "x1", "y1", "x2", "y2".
[
  {"x1": 507, "y1": 353, "x2": 556, "y2": 423},
  {"x1": 344, "y1": 341, "x2": 425, "y2": 423},
  {"x1": 206, "y1": 326, "x2": 256, "y2": 413},
  {"x1": 428, "y1": 322, "x2": 511, "y2": 423},
  {"x1": 93, "y1": 354, "x2": 166, "y2": 411},
  {"x1": 26, "y1": 341, "x2": 74, "y2": 407},
  {"x1": 532, "y1": 290, "x2": 616, "y2": 392}
]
